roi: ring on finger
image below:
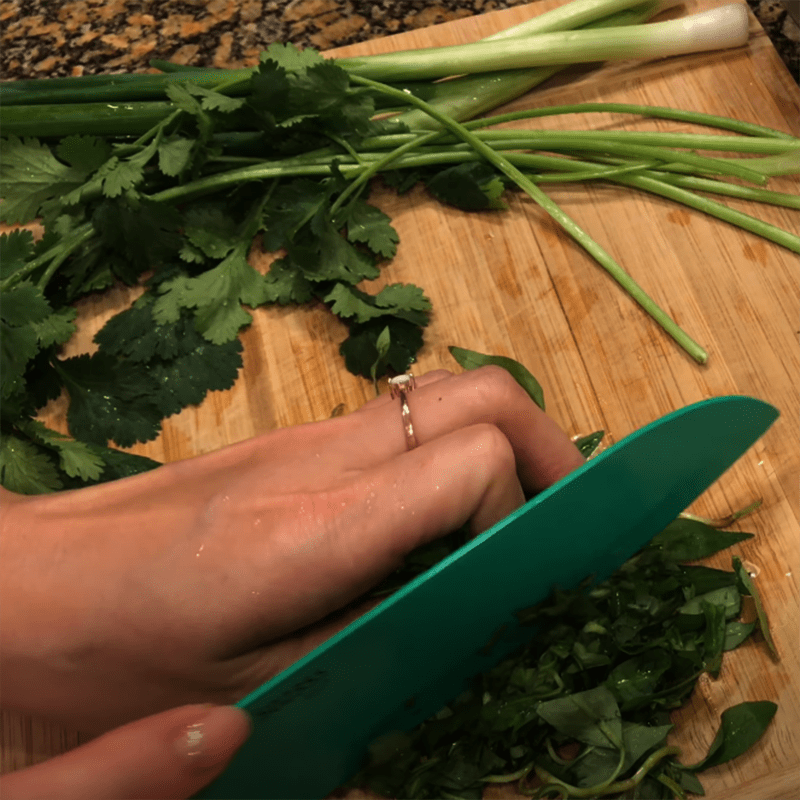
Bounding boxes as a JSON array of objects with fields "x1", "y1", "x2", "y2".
[{"x1": 388, "y1": 373, "x2": 418, "y2": 451}]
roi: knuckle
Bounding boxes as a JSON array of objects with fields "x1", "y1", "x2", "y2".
[
  {"x1": 421, "y1": 368, "x2": 453, "y2": 381},
  {"x1": 463, "y1": 364, "x2": 529, "y2": 414},
  {"x1": 466, "y1": 422, "x2": 517, "y2": 475}
]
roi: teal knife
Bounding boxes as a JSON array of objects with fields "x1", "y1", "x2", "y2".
[{"x1": 197, "y1": 395, "x2": 777, "y2": 799}]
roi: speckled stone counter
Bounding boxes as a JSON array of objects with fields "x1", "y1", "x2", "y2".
[{"x1": 1, "y1": 0, "x2": 798, "y2": 83}]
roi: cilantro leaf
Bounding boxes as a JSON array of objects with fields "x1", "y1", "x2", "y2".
[
  {"x1": 150, "y1": 334, "x2": 243, "y2": 417},
  {"x1": 96, "y1": 156, "x2": 144, "y2": 198},
  {"x1": 0, "y1": 228, "x2": 36, "y2": 281},
  {"x1": 261, "y1": 178, "x2": 330, "y2": 251},
  {"x1": 183, "y1": 204, "x2": 240, "y2": 259},
  {"x1": 183, "y1": 83, "x2": 246, "y2": 113},
  {"x1": 157, "y1": 246, "x2": 269, "y2": 344},
  {"x1": 0, "y1": 281, "x2": 53, "y2": 400},
  {"x1": 0, "y1": 432, "x2": 62, "y2": 493},
  {"x1": 33, "y1": 306, "x2": 78, "y2": 348},
  {"x1": 247, "y1": 60, "x2": 292, "y2": 133},
  {"x1": 87, "y1": 446, "x2": 161, "y2": 483},
  {"x1": 166, "y1": 83, "x2": 213, "y2": 139},
  {"x1": 1, "y1": 280, "x2": 51, "y2": 326},
  {"x1": 90, "y1": 132, "x2": 161, "y2": 200},
  {"x1": 92, "y1": 198, "x2": 182, "y2": 282},
  {"x1": 55, "y1": 135, "x2": 112, "y2": 174},
  {"x1": 260, "y1": 42, "x2": 325, "y2": 73},
  {"x1": 0, "y1": 136, "x2": 97, "y2": 224},
  {"x1": 262, "y1": 258, "x2": 314, "y2": 305},
  {"x1": 426, "y1": 162, "x2": 508, "y2": 211},
  {"x1": 95, "y1": 297, "x2": 181, "y2": 362},
  {"x1": 158, "y1": 136, "x2": 195, "y2": 177},
  {"x1": 94, "y1": 301, "x2": 244, "y2": 417},
  {"x1": 55, "y1": 353, "x2": 163, "y2": 447},
  {"x1": 304, "y1": 208, "x2": 380, "y2": 283},
  {"x1": 325, "y1": 282, "x2": 431, "y2": 326},
  {"x1": 21, "y1": 419, "x2": 105, "y2": 481},
  {"x1": 340, "y1": 317, "x2": 424, "y2": 379},
  {"x1": 0, "y1": 325, "x2": 39, "y2": 399},
  {"x1": 341, "y1": 199, "x2": 399, "y2": 259}
]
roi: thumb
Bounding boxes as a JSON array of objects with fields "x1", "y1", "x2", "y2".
[{"x1": 1, "y1": 704, "x2": 252, "y2": 800}]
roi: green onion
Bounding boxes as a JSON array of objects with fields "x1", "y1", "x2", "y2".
[{"x1": 337, "y1": 5, "x2": 750, "y2": 81}]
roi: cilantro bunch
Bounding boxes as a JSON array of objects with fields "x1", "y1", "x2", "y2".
[
  {"x1": 351, "y1": 516, "x2": 778, "y2": 799},
  {"x1": 2, "y1": 3, "x2": 799, "y2": 494},
  {"x1": 0, "y1": 46, "x2": 431, "y2": 493}
]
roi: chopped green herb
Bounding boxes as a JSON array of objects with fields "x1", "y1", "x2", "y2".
[{"x1": 351, "y1": 521, "x2": 777, "y2": 799}]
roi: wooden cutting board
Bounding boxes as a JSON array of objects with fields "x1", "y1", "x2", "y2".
[{"x1": 2, "y1": 1, "x2": 798, "y2": 797}]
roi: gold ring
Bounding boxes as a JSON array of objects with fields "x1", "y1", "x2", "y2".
[{"x1": 388, "y1": 374, "x2": 418, "y2": 450}]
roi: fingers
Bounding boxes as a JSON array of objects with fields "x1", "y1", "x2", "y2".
[
  {"x1": 258, "y1": 422, "x2": 525, "y2": 638},
  {"x1": 342, "y1": 365, "x2": 584, "y2": 494},
  {"x1": 0, "y1": 705, "x2": 251, "y2": 800}
]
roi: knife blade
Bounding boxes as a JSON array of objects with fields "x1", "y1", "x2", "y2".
[{"x1": 197, "y1": 394, "x2": 778, "y2": 799}]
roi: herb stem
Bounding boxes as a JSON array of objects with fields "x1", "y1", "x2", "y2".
[
  {"x1": 465, "y1": 102, "x2": 797, "y2": 140},
  {"x1": 353, "y1": 73, "x2": 711, "y2": 363},
  {"x1": 532, "y1": 744, "x2": 682, "y2": 797},
  {"x1": 329, "y1": 129, "x2": 444, "y2": 217},
  {"x1": 680, "y1": 498, "x2": 763, "y2": 528},
  {"x1": 610, "y1": 173, "x2": 800, "y2": 253},
  {"x1": 0, "y1": 222, "x2": 95, "y2": 292},
  {"x1": 483, "y1": 763, "x2": 535, "y2": 783}
]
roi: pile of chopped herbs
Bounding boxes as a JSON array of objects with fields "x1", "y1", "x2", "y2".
[{"x1": 349, "y1": 513, "x2": 778, "y2": 799}]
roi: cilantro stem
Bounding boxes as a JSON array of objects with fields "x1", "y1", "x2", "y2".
[
  {"x1": 349, "y1": 74, "x2": 709, "y2": 363},
  {"x1": 329, "y1": 129, "x2": 444, "y2": 218},
  {"x1": 0, "y1": 222, "x2": 95, "y2": 293}
]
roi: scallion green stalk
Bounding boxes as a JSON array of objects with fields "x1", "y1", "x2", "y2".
[{"x1": 348, "y1": 73, "x2": 710, "y2": 363}]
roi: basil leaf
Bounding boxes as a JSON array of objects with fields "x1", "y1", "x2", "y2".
[
  {"x1": 536, "y1": 686, "x2": 622, "y2": 748},
  {"x1": 678, "y1": 586, "x2": 741, "y2": 621},
  {"x1": 650, "y1": 518, "x2": 754, "y2": 561},
  {"x1": 723, "y1": 620, "x2": 756, "y2": 651},
  {"x1": 701, "y1": 600, "x2": 727, "y2": 677},
  {"x1": 573, "y1": 430, "x2": 605, "y2": 458},
  {"x1": 690, "y1": 701, "x2": 778, "y2": 772},
  {"x1": 448, "y1": 346, "x2": 545, "y2": 410},
  {"x1": 733, "y1": 556, "x2": 778, "y2": 658}
]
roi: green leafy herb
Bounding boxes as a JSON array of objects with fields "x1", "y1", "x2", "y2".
[
  {"x1": 351, "y1": 518, "x2": 777, "y2": 799},
  {"x1": 650, "y1": 518, "x2": 754, "y2": 562},
  {"x1": 573, "y1": 430, "x2": 605, "y2": 458},
  {"x1": 733, "y1": 556, "x2": 779, "y2": 658},
  {"x1": 688, "y1": 701, "x2": 777, "y2": 772},
  {"x1": 449, "y1": 345, "x2": 546, "y2": 410}
]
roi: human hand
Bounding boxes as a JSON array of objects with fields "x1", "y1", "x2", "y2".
[
  {"x1": 1, "y1": 704, "x2": 251, "y2": 800},
  {"x1": 0, "y1": 366, "x2": 584, "y2": 733}
]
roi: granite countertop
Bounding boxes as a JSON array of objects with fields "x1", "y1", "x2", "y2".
[{"x1": 1, "y1": 0, "x2": 798, "y2": 85}]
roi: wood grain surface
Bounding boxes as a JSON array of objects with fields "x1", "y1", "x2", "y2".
[{"x1": 2, "y1": 1, "x2": 798, "y2": 797}]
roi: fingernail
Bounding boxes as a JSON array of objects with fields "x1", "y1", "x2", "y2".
[{"x1": 175, "y1": 705, "x2": 253, "y2": 768}]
